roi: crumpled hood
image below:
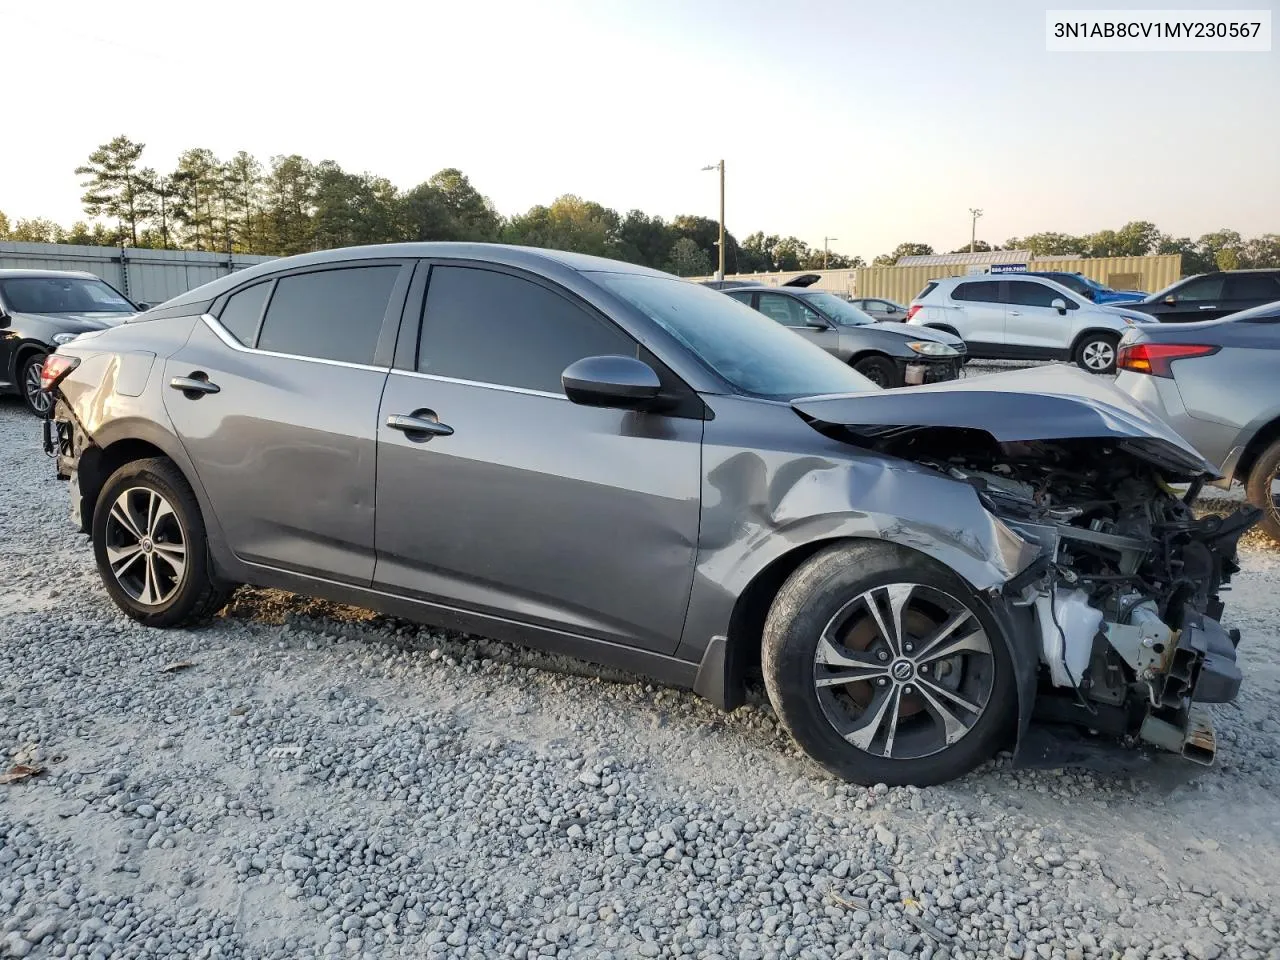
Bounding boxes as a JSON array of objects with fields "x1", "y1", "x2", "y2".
[
  {"x1": 792, "y1": 364, "x2": 1216, "y2": 477},
  {"x1": 13, "y1": 310, "x2": 135, "y2": 331},
  {"x1": 872, "y1": 321, "x2": 964, "y2": 347}
]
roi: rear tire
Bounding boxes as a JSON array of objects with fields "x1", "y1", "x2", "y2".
[
  {"x1": 1245, "y1": 439, "x2": 1280, "y2": 543},
  {"x1": 1074, "y1": 333, "x2": 1119, "y2": 374},
  {"x1": 852, "y1": 355, "x2": 901, "y2": 388},
  {"x1": 92, "y1": 457, "x2": 232, "y2": 627},
  {"x1": 762, "y1": 541, "x2": 1016, "y2": 786},
  {"x1": 19, "y1": 352, "x2": 51, "y2": 416}
]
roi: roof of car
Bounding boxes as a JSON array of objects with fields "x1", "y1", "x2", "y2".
[
  {"x1": 0, "y1": 268, "x2": 100, "y2": 280},
  {"x1": 157, "y1": 243, "x2": 670, "y2": 309}
]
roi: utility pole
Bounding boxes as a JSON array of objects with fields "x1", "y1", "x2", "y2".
[
  {"x1": 702, "y1": 160, "x2": 726, "y2": 280},
  {"x1": 823, "y1": 236, "x2": 838, "y2": 270},
  {"x1": 969, "y1": 208, "x2": 984, "y2": 253}
]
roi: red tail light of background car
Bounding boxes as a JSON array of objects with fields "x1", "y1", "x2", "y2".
[
  {"x1": 1116, "y1": 342, "x2": 1219, "y2": 378},
  {"x1": 905, "y1": 304, "x2": 922, "y2": 321}
]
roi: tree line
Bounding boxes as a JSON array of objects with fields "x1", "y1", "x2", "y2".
[
  {"x1": 0, "y1": 136, "x2": 1274, "y2": 277},
  {"x1": 0, "y1": 136, "x2": 862, "y2": 277},
  {"x1": 874, "y1": 221, "x2": 1280, "y2": 276}
]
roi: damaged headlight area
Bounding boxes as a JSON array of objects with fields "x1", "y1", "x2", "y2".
[{"x1": 903, "y1": 432, "x2": 1260, "y2": 766}]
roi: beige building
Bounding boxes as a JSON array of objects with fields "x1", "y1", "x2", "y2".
[{"x1": 692, "y1": 252, "x2": 1182, "y2": 304}]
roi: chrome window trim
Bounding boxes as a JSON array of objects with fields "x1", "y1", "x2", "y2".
[
  {"x1": 199, "y1": 313, "x2": 388, "y2": 373},
  {"x1": 388, "y1": 366, "x2": 567, "y2": 401}
]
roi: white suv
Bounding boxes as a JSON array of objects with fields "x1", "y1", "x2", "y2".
[{"x1": 905, "y1": 275, "x2": 1155, "y2": 373}]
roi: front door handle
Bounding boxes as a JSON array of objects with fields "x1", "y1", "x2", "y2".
[
  {"x1": 1007, "y1": 311, "x2": 1022, "y2": 317},
  {"x1": 1198, "y1": 305, "x2": 1218, "y2": 310},
  {"x1": 169, "y1": 374, "x2": 220, "y2": 396},
  {"x1": 386, "y1": 413, "x2": 454, "y2": 438}
]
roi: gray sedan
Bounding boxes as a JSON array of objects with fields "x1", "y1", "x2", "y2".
[
  {"x1": 1115, "y1": 299, "x2": 1280, "y2": 540},
  {"x1": 43, "y1": 243, "x2": 1256, "y2": 785},
  {"x1": 724, "y1": 285, "x2": 965, "y2": 387},
  {"x1": 850, "y1": 297, "x2": 910, "y2": 322}
]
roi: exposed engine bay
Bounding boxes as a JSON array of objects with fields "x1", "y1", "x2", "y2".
[{"x1": 873, "y1": 428, "x2": 1260, "y2": 766}]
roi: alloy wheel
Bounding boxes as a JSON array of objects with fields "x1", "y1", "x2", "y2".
[
  {"x1": 1081, "y1": 340, "x2": 1115, "y2": 371},
  {"x1": 103, "y1": 487, "x2": 188, "y2": 606},
  {"x1": 812, "y1": 582, "x2": 995, "y2": 760},
  {"x1": 24, "y1": 360, "x2": 52, "y2": 415}
]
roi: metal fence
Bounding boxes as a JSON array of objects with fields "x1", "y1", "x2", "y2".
[{"x1": 0, "y1": 242, "x2": 275, "y2": 306}]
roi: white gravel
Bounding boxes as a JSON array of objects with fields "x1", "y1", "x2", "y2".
[{"x1": 3, "y1": 394, "x2": 1280, "y2": 960}]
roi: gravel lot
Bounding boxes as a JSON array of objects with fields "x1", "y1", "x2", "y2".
[{"x1": 4, "y1": 388, "x2": 1280, "y2": 960}]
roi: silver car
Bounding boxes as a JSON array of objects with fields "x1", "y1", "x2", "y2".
[
  {"x1": 907, "y1": 275, "x2": 1156, "y2": 373},
  {"x1": 43, "y1": 243, "x2": 1256, "y2": 785},
  {"x1": 1115, "y1": 299, "x2": 1280, "y2": 540},
  {"x1": 849, "y1": 297, "x2": 910, "y2": 323}
]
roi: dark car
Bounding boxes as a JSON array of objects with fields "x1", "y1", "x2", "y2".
[
  {"x1": 1124, "y1": 269, "x2": 1280, "y2": 323},
  {"x1": 43, "y1": 243, "x2": 1256, "y2": 785},
  {"x1": 0, "y1": 269, "x2": 142, "y2": 414},
  {"x1": 722, "y1": 284, "x2": 966, "y2": 387},
  {"x1": 1023, "y1": 271, "x2": 1145, "y2": 305}
]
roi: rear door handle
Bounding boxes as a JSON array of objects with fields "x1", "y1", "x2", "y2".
[
  {"x1": 169, "y1": 374, "x2": 220, "y2": 396},
  {"x1": 386, "y1": 413, "x2": 454, "y2": 438},
  {"x1": 1007, "y1": 311, "x2": 1022, "y2": 316},
  {"x1": 1198, "y1": 305, "x2": 1218, "y2": 310}
]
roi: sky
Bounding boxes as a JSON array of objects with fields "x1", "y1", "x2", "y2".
[{"x1": 4, "y1": 0, "x2": 1278, "y2": 261}]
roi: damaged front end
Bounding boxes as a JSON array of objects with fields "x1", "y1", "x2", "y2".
[{"x1": 793, "y1": 367, "x2": 1260, "y2": 768}]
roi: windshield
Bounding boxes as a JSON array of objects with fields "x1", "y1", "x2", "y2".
[
  {"x1": 0, "y1": 276, "x2": 135, "y2": 314},
  {"x1": 802, "y1": 292, "x2": 876, "y2": 326},
  {"x1": 593, "y1": 273, "x2": 878, "y2": 399}
]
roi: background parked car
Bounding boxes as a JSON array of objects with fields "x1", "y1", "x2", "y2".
[
  {"x1": 1124, "y1": 269, "x2": 1280, "y2": 323},
  {"x1": 906, "y1": 274, "x2": 1155, "y2": 373},
  {"x1": 1022, "y1": 271, "x2": 1145, "y2": 304},
  {"x1": 849, "y1": 297, "x2": 911, "y2": 322},
  {"x1": 722, "y1": 284, "x2": 964, "y2": 387},
  {"x1": 1115, "y1": 298, "x2": 1280, "y2": 540},
  {"x1": 0, "y1": 269, "x2": 142, "y2": 415}
]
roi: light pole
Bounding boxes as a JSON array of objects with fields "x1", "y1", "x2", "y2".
[
  {"x1": 969, "y1": 208, "x2": 983, "y2": 254},
  {"x1": 823, "y1": 236, "x2": 838, "y2": 270},
  {"x1": 701, "y1": 160, "x2": 725, "y2": 280}
]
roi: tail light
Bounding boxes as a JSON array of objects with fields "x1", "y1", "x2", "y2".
[
  {"x1": 1116, "y1": 342, "x2": 1218, "y2": 378},
  {"x1": 39, "y1": 354, "x2": 80, "y2": 392},
  {"x1": 905, "y1": 304, "x2": 922, "y2": 321}
]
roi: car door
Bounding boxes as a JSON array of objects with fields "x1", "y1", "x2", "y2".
[
  {"x1": 947, "y1": 280, "x2": 1006, "y2": 351},
  {"x1": 1157, "y1": 275, "x2": 1227, "y2": 322},
  {"x1": 1220, "y1": 273, "x2": 1280, "y2": 318},
  {"x1": 373, "y1": 262, "x2": 703, "y2": 655},
  {"x1": 163, "y1": 260, "x2": 411, "y2": 585},
  {"x1": 755, "y1": 292, "x2": 840, "y2": 355},
  {"x1": 1003, "y1": 280, "x2": 1077, "y2": 357}
]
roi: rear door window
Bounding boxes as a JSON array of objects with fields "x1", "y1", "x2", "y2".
[
  {"x1": 1225, "y1": 274, "x2": 1280, "y2": 301},
  {"x1": 951, "y1": 281, "x2": 1002, "y2": 303},
  {"x1": 256, "y1": 266, "x2": 400, "y2": 364},
  {"x1": 216, "y1": 281, "x2": 272, "y2": 346},
  {"x1": 417, "y1": 266, "x2": 636, "y2": 394}
]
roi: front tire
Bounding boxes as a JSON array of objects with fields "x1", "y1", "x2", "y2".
[
  {"x1": 1245, "y1": 438, "x2": 1280, "y2": 543},
  {"x1": 762, "y1": 541, "x2": 1016, "y2": 786},
  {"x1": 852, "y1": 355, "x2": 901, "y2": 388},
  {"x1": 1074, "y1": 333, "x2": 1119, "y2": 374},
  {"x1": 92, "y1": 457, "x2": 232, "y2": 627},
  {"x1": 19, "y1": 352, "x2": 51, "y2": 416}
]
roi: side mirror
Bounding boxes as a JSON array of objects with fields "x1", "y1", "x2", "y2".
[
  {"x1": 562, "y1": 355, "x2": 662, "y2": 410},
  {"x1": 885, "y1": 306, "x2": 898, "y2": 314},
  {"x1": 1163, "y1": 294, "x2": 1177, "y2": 305},
  {"x1": 133, "y1": 301, "x2": 152, "y2": 311},
  {"x1": 0, "y1": 309, "x2": 9, "y2": 329},
  {"x1": 1050, "y1": 298, "x2": 1068, "y2": 315}
]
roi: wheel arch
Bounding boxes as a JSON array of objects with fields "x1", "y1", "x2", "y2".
[
  {"x1": 702, "y1": 534, "x2": 1040, "y2": 745},
  {"x1": 1236, "y1": 414, "x2": 1280, "y2": 483},
  {"x1": 1068, "y1": 327, "x2": 1121, "y2": 356},
  {"x1": 923, "y1": 323, "x2": 960, "y2": 337},
  {"x1": 12, "y1": 340, "x2": 49, "y2": 384}
]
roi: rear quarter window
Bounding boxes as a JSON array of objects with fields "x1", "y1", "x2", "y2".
[{"x1": 916, "y1": 282, "x2": 939, "y2": 300}]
